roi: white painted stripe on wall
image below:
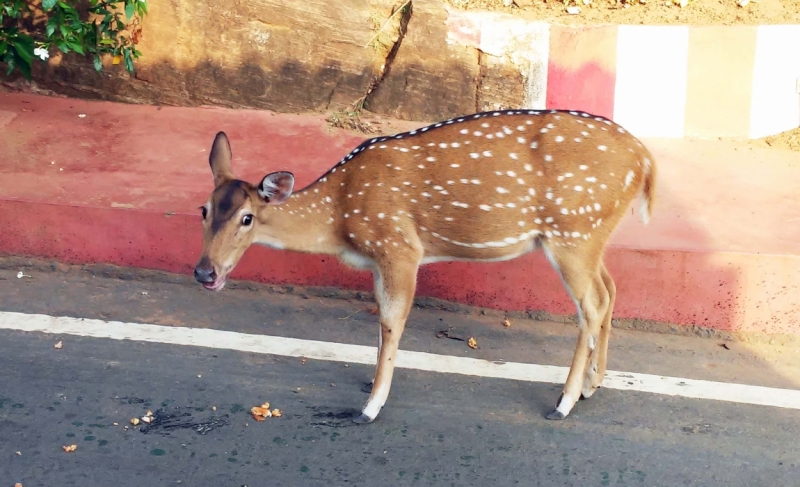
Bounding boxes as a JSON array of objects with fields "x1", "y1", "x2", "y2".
[
  {"x1": 2, "y1": 311, "x2": 800, "y2": 411},
  {"x1": 445, "y1": 10, "x2": 550, "y2": 110},
  {"x1": 477, "y1": 15, "x2": 550, "y2": 110},
  {"x1": 749, "y1": 25, "x2": 800, "y2": 139},
  {"x1": 613, "y1": 26, "x2": 690, "y2": 138}
]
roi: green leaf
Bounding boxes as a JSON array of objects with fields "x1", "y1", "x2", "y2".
[
  {"x1": 42, "y1": 0, "x2": 57, "y2": 10},
  {"x1": 46, "y1": 23, "x2": 55, "y2": 37},
  {"x1": 66, "y1": 41, "x2": 84, "y2": 54},
  {"x1": 0, "y1": 42, "x2": 7, "y2": 56},
  {"x1": 125, "y1": 2, "x2": 134, "y2": 19},
  {"x1": 60, "y1": 25, "x2": 68, "y2": 38},
  {"x1": 93, "y1": 55, "x2": 102, "y2": 71},
  {"x1": 12, "y1": 39, "x2": 33, "y2": 64},
  {"x1": 123, "y1": 49, "x2": 133, "y2": 72}
]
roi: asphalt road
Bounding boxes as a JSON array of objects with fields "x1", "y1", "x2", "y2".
[{"x1": 1, "y1": 261, "x2": 799, "y2": 486}]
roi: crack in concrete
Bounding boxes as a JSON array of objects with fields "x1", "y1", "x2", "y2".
[{"x1": 359, "y1": 0, "x2": 413, "y2": 111}]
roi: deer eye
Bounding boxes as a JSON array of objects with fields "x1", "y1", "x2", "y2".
[
  {"x1": 242, "y1": 214, "x2": 254, "y2": 226},
  {"x1": 201, "y1": 207, "x2": 208, "y2": 220}
]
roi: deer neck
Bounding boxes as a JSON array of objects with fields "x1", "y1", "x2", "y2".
[{"x1": 254, "y1": 182, "x2": 342, "y2": 254}]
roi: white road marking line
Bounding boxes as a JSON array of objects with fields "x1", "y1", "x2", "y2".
[{"x1": 2, "y1": 311, "x2": 799, "y2": 411}]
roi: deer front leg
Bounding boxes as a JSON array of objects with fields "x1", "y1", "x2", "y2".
[{"x1": 353, "y1": 259, "x2": 419, "y2": 424}]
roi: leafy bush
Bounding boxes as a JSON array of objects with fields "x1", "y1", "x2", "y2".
[{"x1": 0, "y1": 0, "x2": 146, "y2": 79}]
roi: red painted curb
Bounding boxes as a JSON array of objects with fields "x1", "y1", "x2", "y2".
[{"x1": 2, "y1": 93, "x2": 799, "y2": 336}]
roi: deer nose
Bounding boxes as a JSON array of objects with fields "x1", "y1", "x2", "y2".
[{"x1": 194, "y1": 259, "x2": 217, "y2": 284}]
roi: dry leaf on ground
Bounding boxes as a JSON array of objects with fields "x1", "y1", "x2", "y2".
[
  {"x1": 54, "y1": 341, "x2": 63, "y2": 349},
  {"x1": 62, "y1": 444, "x2": 77, "y2": 453},
  {"x1": 468, "y1": 337, "x2": 478, "y2": 349},
  {"x1": 272, "y1": 409, "x2": 282, "y2": 418},
  {"x1": 130, "y1": 417, "x2": 140, "y2": 426},
  {"x1": 503, "y1": 318, "x2": 511, "y2": 328},
  {"x1": 251, "y1": 406, "x2": 271, "y2": 421}
]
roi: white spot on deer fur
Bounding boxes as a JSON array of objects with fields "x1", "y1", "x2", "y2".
[
  {"x1": 473, "y1": 131, "x2": 483, "y2": 137},
  {"x1": 506, "y1": 203, "x2": 517, "y2": 208},
  {"x1": 585, "y1": 176, "x2": 597, "y2": 183},
  {"x1": 495, "y1": 132, "x2": 505, "y2": 138},
  {"x1": 379, "y1": 145, "x2": 387, "y2": 149},
  {"x1": 470, "y1": 153, "x2": 479, "y2": 159},
  {"x1": 509, "y1": 153, "x2": 518, "y2": 160},
  {"x1": 555, "y1": 136, "x2": 564, "y2": 143},
  {"x1": 460, "y1": 129, "x2": 469, "y2": 134},
  {"x1": 487, "y1": 134, "x2": 494, "y2": 140},
  {"x1": 433, "y1": 185, "x2": 443, "y2": 190},
  {"x1": 481, "y1": 123, "x2": 490, "y2": 128},
  {"x1": 545, "y1": 231, "x2": 552, "y2": 238},
  {"x1": 545, "y1": 192, "x2": 553, "y2": 200},
  {"x1": 479, "y1": 204, "x2": 491, "y2": 211},
  {"x1": 524, "y1": 164, "x2": 533, "y2": 172},
  {"x1": 451, "y1": 142, "x2": 461, "y2": 148},
  {"x1": 399, "y1": 148, "x2": 409, "y2": 153},
  {"x1": 496, "y1": 187, "x2": 509, "y2": 194},
  {"x1": 574, "y1": 138, "x2": 582, "y2": 143},
  {"x1": 452, "y1": 202, "x2": 468, "y2": 208},
  {"x1": 445, "y1": 217, "x2": 454, "y2": 222},
  {"x1": 598, "y1": 145, "x2": 607, "y2": 151},
  {"x1": 503, "y1": 127, "x2": 513, "y2": 135},
  {"x1": 471, "y1": 179, "x2": 481, "y2": 185},
  {"x1": 506, "y1": 171, "x2": 517, "y2": 177},
  {"x1": 540, "y1": 128, "x2": 548, "y2": 133},
  {"x1": 517, "y1": 137, "x2": 525, "y2": 144},
  {"x1": 482, "y1": 151, "x2": 492, "y2": 157},
  {"x1": 574, "y1": 185, "x2": 583, "y2": 192},
  {"x1": 391, "y1": 187, "x2": 400, "y2": 192},
  {"x1": 594, "y1": 203, "x2": 601, "y2": 211},
  {"x1": 447, "y1": 181, "x2": 454, "y2": 185},
  {"x1": 530, "y1": 142, "x2": 538, "y2": 149},
  {"x1": 426, "y1": 156, "x2": 436, "y2": 162},
  {"x1": 555, "y1": 197, "x2": 563, "y2": 205},
  {"x1": 560, "y1": 208, "x2": 569, "y2": 215},
  {"x1": 422, "y1": 192, "x2": 431, "y2": 198},
  {"x1": 517, "y1": 178, "x2": 525, "y2": 185},
  {"x1": 544, "y1": 155, "x2": 552, "y2": 162},
  {"x1": 517, "y1": 126, "x2": 525, "y2": 131},
  {"x1": 624, "y1": 170, "x2": 635, "y2": 188},
  {"x1": 418, "y1": 165, "x2": 425, "y2": 169}
]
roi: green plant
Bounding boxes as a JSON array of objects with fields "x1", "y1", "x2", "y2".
[{"x1": 0, "y1": 0, "x2": 146, "y2": 79}]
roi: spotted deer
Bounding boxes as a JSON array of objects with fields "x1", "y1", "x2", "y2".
[{"x1": 194, "y1": 109, "x2": 656, "y2": 423}]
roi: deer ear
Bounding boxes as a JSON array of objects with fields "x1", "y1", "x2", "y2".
[
  {"x1": 258, "y1": 171, "x2": 295, "y2": 204},
  {"x1": 209, "y1": 131, "x2": 234, "y2": 187}
]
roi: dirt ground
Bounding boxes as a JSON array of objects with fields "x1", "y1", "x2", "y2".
[
  {"x1": 754, "y1": 127, "x2": 800, "y2": 151},
  {"x1": 447, "y1": 0, "x2": 800, "y2": 25}
]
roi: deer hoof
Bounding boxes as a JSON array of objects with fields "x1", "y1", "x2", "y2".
[
  {"x1": 352, "y1": 412, "x2": 375, "y2": 424},
  {"x1": 546, "y1": 409, "x2": 566, "y2": 420}
]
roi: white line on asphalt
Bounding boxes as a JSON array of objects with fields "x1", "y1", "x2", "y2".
[{"x1": 2, "y1": 311, "x2": 800, "y2": 411}]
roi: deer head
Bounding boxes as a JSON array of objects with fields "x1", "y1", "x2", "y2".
[{"x1": 194, "y1": 132, "x2": 295, "y2": 291}]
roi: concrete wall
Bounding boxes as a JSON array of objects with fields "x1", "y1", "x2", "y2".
[{"x1": 5, "y1": 1, "x2": 800, "y2": 138}]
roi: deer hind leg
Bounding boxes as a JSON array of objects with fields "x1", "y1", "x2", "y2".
[
  {"x1": 542, "y1": 243, "x2": 610, "y2": 420},
  {"x1": 581, "y1": 263, "x2": 616, "y2": 399},
  {"x1": 361, "y1": 329, "x2": 382, "y2": 394},
  {"x1": 353, "y1": 257, "x2": 419, "y2": 424}
]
